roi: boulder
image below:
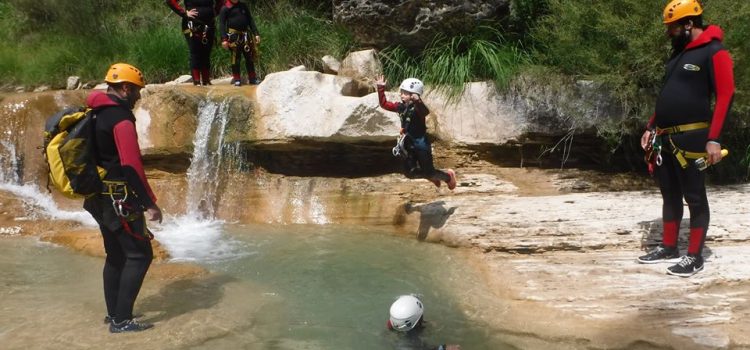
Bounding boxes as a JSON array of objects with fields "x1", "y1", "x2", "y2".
[
  {"x1": 338, "y1": 49, "x2": 381, "y2": 84},
  {"x1": 321, "y1": 55, "x2": 341, "y2": 74},
  {"x1": 256, "y1": 71, "x2": 399, "y2": 143},
  {"x1": 424, "y1": 82, "x2": 525, "y2": 145},
  {"x1": 33, "y1": 85, "x2": 50, "y2": 93},
  {"x1": 66, "y1": 76, "x2": 81, "y2": 90},
  {"x1": 166, "y1": 75, "x2": 193, "y2": 85}
]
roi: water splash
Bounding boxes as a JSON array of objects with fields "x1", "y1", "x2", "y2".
[
  {"x1": 0, "y1": 183, "x2": 96, "y2": 226},
  {"x1": 152, "y1": 215, "x2": 249, "y2": 263}
]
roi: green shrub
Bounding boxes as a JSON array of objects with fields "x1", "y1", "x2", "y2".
[{"x1": 379, "y1": 26, "x2": 529, "y2": 99}]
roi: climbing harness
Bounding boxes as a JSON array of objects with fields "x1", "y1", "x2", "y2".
[
  {"x1": 102, "y1": 180, "x2": 153, "y2": 241},
  {"x1": 184, "y1": 20, "x2": 210, "y2": 44},
  {"x1": 656, "y1": 121, "x2": 709, "y2": 169},
  {"x1": 227, "y1": 28, "x2": 253, "y2": 53},
  {"x1": 392, "y1": 134, "x2": 409, "y2": 158}
]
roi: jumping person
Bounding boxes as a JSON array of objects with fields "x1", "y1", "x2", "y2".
[
  {"x1": 84, "y1": 63, "x2": 163, "y2": 332},
  {"x1": 387, "y1": 295, "x2": 461, "y2": 350},
  {"x1": 375, "y1": 75, "x2": 457, "y2": 190},
  {"x1": 165, "y1": 0, "x2": 223, "y2": 85},
  {"x1": 637, "y1": 0, "x2": 734, "y2": 277},
  {"x1": 219, "y1": 0, "x2": 261, "y2": 86}
]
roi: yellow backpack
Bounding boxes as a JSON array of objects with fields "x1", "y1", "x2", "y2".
[{"x1": 43, "y1": 107, "x2": 107, "y2": 198}]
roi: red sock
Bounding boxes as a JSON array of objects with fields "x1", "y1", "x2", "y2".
[
  {"x1": 687, "y1": 227, "x2": 706, "y2": 255},
  {"x1": 232, "y1": 73, "x2": 241, "y2": 81},
  {"x1": 200, "y1": 68, "x2": 211, "y2": 84},
  {"x1": 662, "y1": 220, "x2": 679, "y2": 248},
  {"x1": 248, "y1": 71, "x2": 257, "y2": 80},
  {"x1": 191, "y1": 69, "x2": 200, "y2": 83}
]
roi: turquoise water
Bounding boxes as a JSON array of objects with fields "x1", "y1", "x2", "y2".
[
  {"x1": 205, "y1": 223, "x2": 511, "y2": 349},
  {"x1": 0, "y1": 223, "x2": 511, "y2": 349}
]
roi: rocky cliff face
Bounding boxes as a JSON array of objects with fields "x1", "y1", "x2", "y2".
[{"x1": 332, "y1": 0, "x2": 509, "y2": 51}]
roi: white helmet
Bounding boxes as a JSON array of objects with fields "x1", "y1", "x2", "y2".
[
  {"x1": 399, "y1": 78, "x2": 424, "y2": 96},
  {"x1": 388, "y1": 295, "x2": 424, "y2": 332}
]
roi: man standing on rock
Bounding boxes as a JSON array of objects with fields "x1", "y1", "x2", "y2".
[
  {"x1": 638, "y1": 0, "x2": 734, "y2": 277},
  {"x1": 84, "y1": 63, "x2": 163, "y2": 332}
]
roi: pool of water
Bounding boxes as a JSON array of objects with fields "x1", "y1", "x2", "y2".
[{"x1": 0, "y1": 222, "x2": 512, "y2": 349}]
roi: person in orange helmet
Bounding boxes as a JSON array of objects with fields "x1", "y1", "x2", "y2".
[
  {"x1": 83, "y1": 63, "x2": 163, "y2": 332},
  {"x1": 638, "y1": 0, "x2": 735, "y2": 277}
]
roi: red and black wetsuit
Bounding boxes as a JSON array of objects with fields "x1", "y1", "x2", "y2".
[
  {"x1": 646, "y1": 25, "x2": 735, "y2": 257},
  {"x1": 378, "y1": 86, "x2": 450, "y2": 183},
  {"x1": 83, "y1": 91, "x2": 157, "y2": 324},
  {"x1": 166, "y1": 0, "x2": 222, "y2": 85},
  {"x1": 219, "y1": 0, "x2": 260, "y2": 83}
]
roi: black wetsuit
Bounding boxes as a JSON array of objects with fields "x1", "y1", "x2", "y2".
[
  {"x1": 83, "y1": 91, "x2": 156, "y2": 324},
  {"x1": 218, "y1": 1, "x2": 260, "y2": 82},
  {"x1": 166, "y1": 0, "x2": 221, "y2": 85},
  {"x1": 377, "y1": 86, "x2": 451, "y2": 183},
  {"x1": 647, "y1": 25, "x2": 734, "y2": 256},
  {"x1": 388, "y1": 324, "x2": 450, "y2": 350}
]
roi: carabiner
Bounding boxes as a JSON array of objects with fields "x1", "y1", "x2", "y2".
[{"x1": 656, "y1": 151, "x2": 663, "y2": 166}]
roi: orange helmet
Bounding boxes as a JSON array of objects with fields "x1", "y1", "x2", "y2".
[
  {"x1": 104, "y1": 63, "x2": 145, "y2": 88},
  {"x1": 663, "y1": 0, "x2": 703, "y2": 24}
]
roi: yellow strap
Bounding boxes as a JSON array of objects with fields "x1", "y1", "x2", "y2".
[
  {"x1": 667, "y1": 137, "x2": 707, "y2": 169},
  {"x1": 101, "y1": 180, "x2": 128, "y2": 196},
  {"x1": 656, "y1": 122, "x2": 709, "y2": 135},
  {"x1": 227, "y1": 28, "x2": 246, "y2": 35}
]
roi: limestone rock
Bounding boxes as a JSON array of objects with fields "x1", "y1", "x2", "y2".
[
  {"x1": 66, "y1": 76, "x2": 81, "y2": 90},
  {"x1": 166, "y1": 75, "x2": 193, "y2": 85},
  {"x1": 338, "y1": 49, "x2": 381, "y2": 85},
  {"x1": 321, "y1": 55, "x2": 341, "y2": 74},
  {"x1": 425, "y1": 82, "x2": 525, "y2": 145},
  {"x1": 33, "y1": 85, "x2": 50, "y2": 92},
  {"x1": 256, "y1": 71, "x2": 399, "y2": 143},
  {"x1": 288, "y1": 65, "x2": 307, "y2": 72}
]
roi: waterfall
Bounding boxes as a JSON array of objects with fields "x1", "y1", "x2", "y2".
[
  {"x1": 0, "y1": 139, "x2": 20, "y2": 184},
  {"x1": 155, "y1": 97, "x2": 248, "y2": 262},
  {"x1": 0, "y1": 134, "x2": 95, "y2": 227},
  {"x1": 185, "y1": 99, "x2": 231, "y2": 220}
]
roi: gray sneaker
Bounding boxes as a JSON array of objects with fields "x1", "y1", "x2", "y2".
[
  {"x1": 109, "y1": 319, "x2": 153, "y2": 333},
  {"x1": 637, "y1": 245, "x2": 680, "y2": 264},
  {"x1": 667, "y1": 255, "x2": 704, "y2": 277}
]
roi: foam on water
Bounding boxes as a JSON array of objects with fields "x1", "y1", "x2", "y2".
[{"x1": 151, "y1": 215, "x2": 250, "y2": 263}]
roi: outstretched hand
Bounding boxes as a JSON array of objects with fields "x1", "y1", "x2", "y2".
[
  {"x1": 186, "y1": 9, "x2": 198, "y2": 19},
  {"x1": 375, "y1": 75, "x2": 387, "y2": 88}
]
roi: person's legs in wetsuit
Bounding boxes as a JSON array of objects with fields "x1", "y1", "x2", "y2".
[
  {"x1": 242, "y1": 47, "x2": 259, "y2": 84},
  {"x1": 644, "y1": 134, "x2": 709, "y2": 274},
  {"x1": 101, "y1": 216, "x2": 153, "y2": 325},
  {"x1": 655, "y1": 149, "x2": 685, "y2": 251},
  {"x1": 412, "y1": 136, "x2": 450, "y2": 183},
  {"x1": 185, "y1": 32, "x2": 203, "y2": 85},
  {"x1": 230, "y1": 45, "x2": 243, "y2": 85},
  {"x1": 196, "y1": 28, "x2": 215, "y2": 85}
]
